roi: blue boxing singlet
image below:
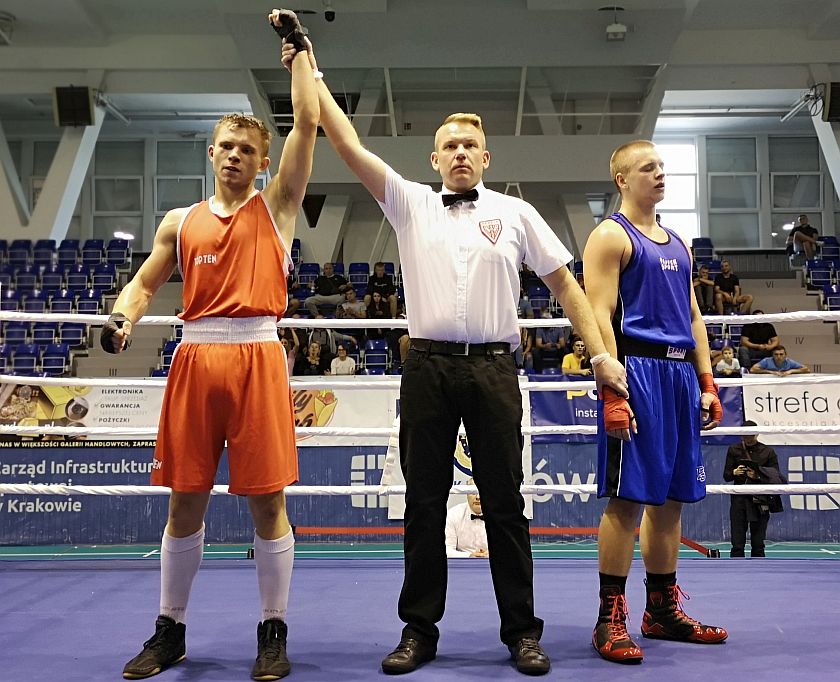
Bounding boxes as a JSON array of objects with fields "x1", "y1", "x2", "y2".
[{"x1": 610, "y1": 212, "x2": 695, "y2": 349}]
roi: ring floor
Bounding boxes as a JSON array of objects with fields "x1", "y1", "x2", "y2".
[{"x1": 1, "y1": 556, "x2": 836, "y2": 681}]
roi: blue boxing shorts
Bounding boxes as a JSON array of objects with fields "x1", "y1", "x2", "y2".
[{"x1": 597, "y1": 354, "x2": 706, "y2": 505}]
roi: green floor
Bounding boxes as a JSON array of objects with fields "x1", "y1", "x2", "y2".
[{"x1": 2, "y1": 541, "x2": 839, "y2": 561}]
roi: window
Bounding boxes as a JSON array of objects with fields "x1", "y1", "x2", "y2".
[{"x1": 654, "y1": 141, "x2": 698, "y2": 240}]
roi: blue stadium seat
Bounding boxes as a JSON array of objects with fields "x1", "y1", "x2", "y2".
[
  {"x1": 40, "y1": 264, "x2": 64, "y2": 293},
  {"x1": 822, "y1": 284, "x2": 840, "y2": 311},
  {"x1": 527, "y1": 285, "x2": 551, "y2": 312},
  {"x1": 817, "y1": 236, "x2": 840, "y2": 260},
  {"x1": 382, "y1": 262, "x2": 395, "y2": 276},
  {"x1": 22, "y1": 289, "x2": 48, "y2": 314},
  {"x1": 297, "y1": 262, "x2": 320, "y2": 287},
  {"x1": 161, "y1": 339, "x2": 180, "y2": 368},
  {"x1": 81, "y1": 239, "x2": 104, "y2": 267},
  {"x1": 3, "y1": 321, "x2": 30, "y2": 344},
  {"x1": 0, "y1": 263, "x2": 13, "y2": 289},
  {"x1": 691, "y1": 238, "x2": 715, "y2": 261},
  {"x1": 0, "y1": 344, "x2": 12, "y2": 373},
  {"x1": 332, "y1": 262, "x2": 345, "y2": 276},
  {"x1": 12, "y1": 343, "x2": 40, "y2": 374},
  {"x1": 60, "y1": 322, "x2": 88, "y2": 348},
  {"x1": 363, "y1": 338, "x2": 389, "y2": 371},
  {"x1": 290, "y1": 238, "x2": 301, "y2": 265},
  {"x1": 541, "y1": 367, "x2": 562, "y2": 375},
  {"x1": 348, "y1": 262, "x2": 370, "y2": 286},
  {"x1": 151, "y1": 368, "x2": 169, "y2": 377},
  {"x1": 360, "y1": 367, "x2": 386, "y2": 375},
  {"x1": 76, "y1": 288, "x2": 104, "y2": 314},
  {"x1": 697, "y1": 259, "x2": 722, "y2": 277},
  {"x1": 1, "y1": 289, "x2": 20, "y2": 311},
  {"x1": 65, "y1": 263, "x2": 89, "y2": 290},
  {"x1": 33, "y1": 239, "x2": 56, "y2": 267},
  {"x1": 41, "y1": 342, "x2": 70, "y2": 376},
  {"x1": 91, "y1": 262, "x2": 117, "y2": 290},
  {"x1": 0, "y1": 239, "x2": 8, "y2": 261},
  {"x1": 14, "y1": 264, "x2": 38, "y2": 292},
  {"x1": 9, "y1": 239, "x2": 32, "y2": 267},
  {"x1": 805, "y1": 259, "x2": 834, "y2": 288},
  {"x1": 105, "y1": 238, "x2": 131, "y2": 267},
  {"x1": 50, "y1": 288, "x2": 77, "y2": 314},
  {"x1": 57, "y1": 239, "x2": 80, "y2": 268},
  {"x1": 32, "y1": 322, "x2": 59, "y2": 347}
]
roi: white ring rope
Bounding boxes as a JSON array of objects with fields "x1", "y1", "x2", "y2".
[
  {"x1": 3, "y1": 424, "x2": 840, "y2": 438},
  {"x1": 0, "y1": 483, "x2": 834, "y2": 497},
  {"x1": 1, "y1": 310, "x2": 839, "y2": 328}
]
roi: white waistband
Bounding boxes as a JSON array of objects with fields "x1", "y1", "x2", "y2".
[{"x1": 181, "y1": 317, "x2": 280, "y2": 344}]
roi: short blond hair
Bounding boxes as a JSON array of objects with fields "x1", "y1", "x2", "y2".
[
  {"x1": 609, "y1": 139, "x2": 655, "y2": 191},
  {"x1": 435, "y1": 112, "x2": 485, "y2": 149},
  {"x1": 212, "y1": 113, "x2": 272, "y2": 156}
]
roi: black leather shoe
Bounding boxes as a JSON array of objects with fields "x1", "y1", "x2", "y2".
[
  {"x1": 508, "y1": 638, "x2": 550, "y2": 675},
  {"x1": 381, "y1": 637, "x2": 436, "y2": 674}
]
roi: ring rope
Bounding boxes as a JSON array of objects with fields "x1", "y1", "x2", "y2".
[
  {"x1": 2, "y1": 310, "x2": 839, "y2": 328},
  {"x1": 0, "y1": 483, "x2": 834, "y2": 497},
  {"x1": 3, "y1": 424, "x2": 840, "y2": 438}
]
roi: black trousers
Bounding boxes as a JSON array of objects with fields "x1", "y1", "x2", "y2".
[
  {"x1": 729, "y1": 496, "x2": 769, "y2": 557},
  {"x1": 397, "y1": 348, "x2": 543, "y2": 646}
]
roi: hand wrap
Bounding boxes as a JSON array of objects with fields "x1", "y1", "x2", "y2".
[
  {"x1": 699, "y1": 372, "x2": 723, "y2": 424},
  {"x1": 602, "y1": 386, "x2": 634, "y2": 432},
  {"x1": 100, "y1": 312, "x2": 131, "y2": 354},
  {"x1": 270, "y1": 10, "x2": 308, "y2": 52}
]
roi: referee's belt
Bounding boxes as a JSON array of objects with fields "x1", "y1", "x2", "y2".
[
  {"x1": 618, "y1": 336, "x2": 692, "y2": 362},
  {"x1": 410, "y1": 338, "x2": 510, "y2": 356}
]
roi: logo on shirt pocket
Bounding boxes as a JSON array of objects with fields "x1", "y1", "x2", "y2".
[{"x1": 479, "y1": 219, "x2": 503, "y2": 245}]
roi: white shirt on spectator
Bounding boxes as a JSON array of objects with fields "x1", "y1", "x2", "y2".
[
  {"x1": 445, "y1": 502, "x2": 488, "y2": 558},
  {"x1": 330, "y1": 356, "x2": 356, "y2": 376},
  {"x1": 378, "y1": 169, "x2": 572, "y2": 349}
]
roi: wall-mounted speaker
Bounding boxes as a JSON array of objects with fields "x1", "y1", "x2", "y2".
[
  {"x1": 822, "y1": 82, "x2": 840, "y2": 123},
  {"x1": 53, "y1": 86, "x2": 95, "y2": 127}
]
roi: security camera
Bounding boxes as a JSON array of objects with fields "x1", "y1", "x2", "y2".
[
  {"x1": 605, "y1": 22, "x2": 627, "y2": 41},
  {"x1": 325, "y1": 9, "x2": 335, "y2": 22}
]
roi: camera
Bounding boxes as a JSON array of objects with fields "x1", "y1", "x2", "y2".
[{"x1": 325, "y1": 9, "x2": 335, "y2": 22}]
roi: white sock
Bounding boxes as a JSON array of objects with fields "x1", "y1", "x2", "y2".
[
  {"x1": 159, "y1": 525, "x2": 204, "y2": 624},
  {"x1": 254, "y1": 529, "x2": 295, "y2": 623}
]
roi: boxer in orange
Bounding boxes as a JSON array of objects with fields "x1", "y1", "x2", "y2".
[{"x1": 103, "y1": 10, "x2": 317, "y2": 680}]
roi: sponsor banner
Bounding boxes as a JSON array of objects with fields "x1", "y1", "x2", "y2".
[
  {"x1": 3, "y1": 442, "x2": 839, "y2": 545},
  {"x1": 529, "y1": 378, "x2": 743, "y2": 445},
  {"x1": 0, "y1": 382, "x2": 163, "y2": 439},
  {"x1": 743, "y1": 381, "x2": 840, "y2": 445}
]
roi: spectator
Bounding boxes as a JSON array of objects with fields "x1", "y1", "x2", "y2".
[
  {"x1": 714, "y1": 259, "x2": 753, "y2": 314},
  {"x1": 366, "y1": 291, "x2": 391, "y2": 340},
  {"x1": 693, "y1": 264, "x2": 715, "y2": 314},
  {"x1": 294, "y1": 340, "x2": 330, "y2": 376},
  {"x1": 532, "y1": 309, "x2": 567, "y2": 373},
  {"x1": 337, "y1": 287, "x2": 367, "y2": 320},
  {"x1": 786, "y1": 214, "x2": 819, "y2": 260},
  {"x1": 714, "y1": 345, "x2": 741, "y2": 377},
  {"x1": 364, "y1": 261, "x2": 398, "y2": 318},
  {"x1": 444, "y1": 479, "x2": 489, "y2": 559},
  {"x1": 561, "y1": 337, "x2": 591, "y2": 376},
  {"x1": 304, "y1": 262, "x2": 351, "y2": 316},
  {"x1": 723, "y1": 421, "x2": 783, "y2": 558},
  {"x1": 750, "y1": 345, "x2": 810, "y2": 376},
  {"x1": 330, "y1": 344, "x2": 356, "y2": 376},
  {"x1": 278, "y1": 327, "x2": 300, "y2": 377},
  {"x1": 738, "y1": 310, "x2": 779, "y2": 369},
  {"x1": 514, "y1": 327, "x2": 534, "y2": 371},
  {"x1": 306, "y1": 317, "x2": 357, "y2": 358},
  {"x1": 384, "y1": 305, "x2": 410, "y2": 371},
  {"x1": 518, "y1": 263, "x2": 537, "y2": 319}
]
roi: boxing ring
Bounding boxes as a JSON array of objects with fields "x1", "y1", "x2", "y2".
[{"x1": 1, "y1": 311, "x2": 840, "y2": 680}]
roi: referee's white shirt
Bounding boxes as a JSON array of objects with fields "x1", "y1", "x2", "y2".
[
  {"x1": 378, "y1": 167, "x2": 572, "y2": 349},
  {"x1": 445, "y1": 502, "x2": 489, "y2": 558}
]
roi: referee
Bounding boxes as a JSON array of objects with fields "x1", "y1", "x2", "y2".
[{"x1": 282, "y1": 39, "x2": 628, "y2": 676}]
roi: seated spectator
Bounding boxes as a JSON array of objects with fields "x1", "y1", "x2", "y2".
[
  {"x1": 786, "y1": 214, "x2": 820, "y2": 260},
  {"x1": 708, "y1": 328, "x2": 723, "y2": 367},
  {"x1": 294, "y1": 341, "x2": 331, "y2": 376},
  {"x1": 532, "y1": 309, "x2": 567, "y2": 373},
  {"x1": 444, "y1": 479, "x2": 488, "y2": 559},
  {"x1": 714, "y1": 259, "x2": 753, "y2": 314},
  {"x1": 307, "y1": 318, "x2": 357, "y2": 359},
  {"x1": 514, "y1": 327, "x2": 534, "y2": 371},
  {"x1": 750, "y1": 345, "x2": 810, "y2": 376},
  {"x1": 518, "y1": 263, "x2": 537, "y2": 319},
  {"x1": 305, "y1": 262, "x2": 351, "y2": 316},
  {"x1": 364, "y1": 261, "x2": 398, "y2": 318},
  {"x1": 366, "y1": 291, "x2": 391, "y2": 340},
  {"x1": 330, "y1": 344, "x2": 356, "y2": 376},
  {"x1": 693, "y1": 264, "x2": 716, "y2": 314},
  {"x1": 715, "y1": 345, "x2": 741, "y2": 377},
  {"x1": 561, "y1": 337, "x2": 592, "y2": 376},
  {"x1": 337, "y1": 288, "x2": 367, "y2": 320},
  {"x1": 738, "y1": 310, "x2": 778, "y2": 369}
]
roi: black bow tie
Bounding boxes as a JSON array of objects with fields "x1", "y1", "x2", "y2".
[
  {"x1": 470, "y1": 514, "x2": 484, "y2": 521},
  {"x1": 442, "y1": 189, "x2": 479, "y2": 207}
]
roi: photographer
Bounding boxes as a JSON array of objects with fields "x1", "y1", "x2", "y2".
[{"x1": 723, "y1": 421, "x2": 783, "y2": 558}]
